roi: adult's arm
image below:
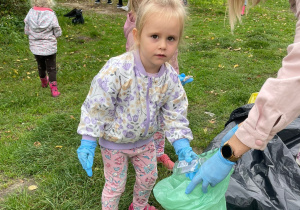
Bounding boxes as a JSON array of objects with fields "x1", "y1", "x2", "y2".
[{"x1": 231, "y1": 0, "x2": 300, "y2": 154}]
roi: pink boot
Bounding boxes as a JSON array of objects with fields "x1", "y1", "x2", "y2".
[
  {"x1": 157, "y1": 154, "x2": 175, "y2": 171},
  {"x1": 129, "y1": 203, "x2": 158, "y2": 210},
  {"x1": 241, "y1": 5, "x2": 246, "y2": 16},
  {"x1": 40, "y1": 76, "x2": 49, "y2": 88},
  {"x1": 49, "y1": 81, "x2": 61, "y2": 97}
]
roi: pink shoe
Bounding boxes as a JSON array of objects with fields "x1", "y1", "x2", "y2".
[
  {"x1": 40, "y1": 76, "x2": 49, "y2": 88},
  {"x1": 157, "y1": 154, "x2": 174, "y2": 170},
  {"x1": 49, "y1": 81, "x2": 61, "y2": 97},
  {"x1": 128, "y1": 203, "x2": 158, "y2": 210}
]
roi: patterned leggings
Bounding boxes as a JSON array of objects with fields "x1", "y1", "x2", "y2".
[{"x1": 101, "y1": 140, "x2": 158, "y2": 210}]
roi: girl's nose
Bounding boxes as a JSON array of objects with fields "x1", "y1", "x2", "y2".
[{"x1": 159, "y1": 40, "x2": 167, "y2": 50}]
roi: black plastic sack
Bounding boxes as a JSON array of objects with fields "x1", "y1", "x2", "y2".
[
  {"x1": 64, "y1": 8, "x2": 84, "y2": 24},
  {"x1": 205, "y1": 104, "x2": 300, "y2": 210}
]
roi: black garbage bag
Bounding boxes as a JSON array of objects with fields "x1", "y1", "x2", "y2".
[
  {"x1": 64, "y1": 8, "x2": 84, "y2": 24},
  {"x1": 205, "y1": 104, "x2": 300, "y2": 210}
]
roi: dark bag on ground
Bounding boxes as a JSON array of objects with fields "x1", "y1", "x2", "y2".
[
  {"x1": 205, "y1": 104, "x2": 300, "y2": 210},
  {"x1": 64, "y1": 8, "x2": 84, "y2": 24}
]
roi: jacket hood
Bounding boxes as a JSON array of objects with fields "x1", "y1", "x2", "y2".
[{"x1": 28, "y1": 8, "x2": 54, "y2": 32}]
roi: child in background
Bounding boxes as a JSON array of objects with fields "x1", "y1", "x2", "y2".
[
  {"x1": 77, "y1": 0, "x2": 197, "y2": 209},
  {"x1": 123, "y1": 0, "x2": 192, "y2": 170},
  {"x1": 24, "y1": 0, "x2": 62, "y2": 97}
]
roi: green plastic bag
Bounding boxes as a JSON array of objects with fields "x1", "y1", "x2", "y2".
[{"x1": 153, "y1": 149, "x2": 233, "y2": 210}]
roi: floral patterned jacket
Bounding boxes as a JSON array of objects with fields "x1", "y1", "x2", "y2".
[{"x1": 77, "y1": 51, "x2": 193, "y2": 149}]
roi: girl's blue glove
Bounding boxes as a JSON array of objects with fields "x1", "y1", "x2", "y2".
[
  {"x1": 178, "y1": 73, "x2": 193, "y2": 86},
  {"x1": 77, "y1": 139, "x2": 97, "y2": 177},
  {"x1": 185, "y1": 148, "x2": 235, "y2": 194},
  {"x1": 173, "y1": 138, "x2": 198, "y2": 163},
  {"x1": 220, "y1": 125, "x2": 239, "y2": 146}
]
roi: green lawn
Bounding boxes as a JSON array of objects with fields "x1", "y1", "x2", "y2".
[{"x1": 0, "y1": 0, "x2": 295, "y2": 209}]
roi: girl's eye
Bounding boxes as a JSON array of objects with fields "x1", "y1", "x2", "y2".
[
  {"x1": 151, "y1": 35, "x2": 158, "y2": 39},
  {"x1": 168, "y1": 37, "x2": 175, "y2": 41}
]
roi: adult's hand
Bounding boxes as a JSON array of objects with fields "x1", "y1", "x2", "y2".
[{"x1": 185, "y1": 149, "x2": 235, "y2": 194}]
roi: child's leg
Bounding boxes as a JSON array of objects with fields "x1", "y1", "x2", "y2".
[
  {"x1": 34, "y1": 55, "x2": 47, "y2": 79},
  {"x1": 34, "y1": 55, "x2": 49, "y2": 88},
  {"x1": 130, "y1": 141, "x2": 158, "y2": 210},
  {"x1": 45, "y1": 53, "x2": 57, "y2": 82},
  {"x1": 101, "y1": 147, "x2": 129, "y2": 210},
  {"x1": 45, "y1": 53, "x2": 60, "y2": 97}
]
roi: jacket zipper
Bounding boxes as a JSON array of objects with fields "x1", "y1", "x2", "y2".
[{"x1": 143, "y1": 77, "x2": 152, "y2": 136}]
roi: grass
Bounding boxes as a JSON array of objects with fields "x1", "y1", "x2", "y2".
[{"x1": 0, "y1": 0, "x2": 295, "y2": 209}]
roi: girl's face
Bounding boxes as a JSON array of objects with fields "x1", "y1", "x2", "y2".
[{"x1": 133, "y1": 13, "x2": 181, "y2": 74}]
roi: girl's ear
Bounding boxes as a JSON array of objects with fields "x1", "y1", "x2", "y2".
[{"x1": 133, "y1": 28, "x2": 139, "y2": 45}]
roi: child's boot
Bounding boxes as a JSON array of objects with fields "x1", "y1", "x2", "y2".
[
  {"x1": 128, "y1": 203, "x2": 158, "y2": 210},
  {"x1": 241, "y1": 5, "x2": 246, "y2": 16},
  {"x1": 49, "y1": 81, "x2": 61, "y2": 97},
  {"x1": 40, "y1": 76, "x2": 49, "y2": 88},
  {"x1": 157, "y1": 154, "x2": 174, "y2": 171}
]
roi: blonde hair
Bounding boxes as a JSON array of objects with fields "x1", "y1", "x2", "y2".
[
  {"x1": 228, "y1": 0, "x2": 296, "y2": 31},
  {"x1": 31, "y1": 0, "x2": 55, "y2": 8},
  {"x1": 135, "y1": 0, "x2": 187, "y2": 44},
  {"x1": 130, "y1": 0, "x2": 143, "y2": 16}
]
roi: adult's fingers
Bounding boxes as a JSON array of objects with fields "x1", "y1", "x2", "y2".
[
  {"x1": 202, "y1": 180, "x2": 209, "y2": 193},
  {"x1": 185, "y1": 177, "x2": 203, "y2": 194}
]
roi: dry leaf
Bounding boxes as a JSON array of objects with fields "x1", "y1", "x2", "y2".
[
  {"x1": 70, "y1": 115, "x2": 76, "y2": 120},
  {"x1": 209, "y1": 119, "x2": 216, "y2": 124},
  {"x1": 34, "y1": 141, "x2": 41, "y2": 147},
  {"x1": 234, "y1": 64, "x2": 239, "y2": 68},
  {"x1": 55, "y1": 146, "x2": 63, "y2": 149},
  {"x1": 203, "y1": 128, "x2": 208, "y2": 134},
  {"x1": 28, "y1": 185, "x2": 38, "y2": 191}
]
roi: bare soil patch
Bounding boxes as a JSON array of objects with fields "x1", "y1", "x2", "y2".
[
  {"x1": 59, "y1": 0, "x2": 128, "y2": 15},
  {"x1": 0, "y1": 178, "x2": 37, "y2": 201}
]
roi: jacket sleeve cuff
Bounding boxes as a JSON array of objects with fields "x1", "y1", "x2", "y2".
[{"x1": 82, "y1": 135, "x2": 97, "y2": 141}]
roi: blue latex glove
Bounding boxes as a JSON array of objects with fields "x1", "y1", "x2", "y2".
[
  {"x1": 220, "y1": 125, "x2": 239, "y2": 146},
  {"x1": 77, "y1": 139, "x2": 97, "y2": 177},
  {"x1": 178, "y1": 73, "x2": 193, "y2": 86},
  {"x1": 173, "y1": 138, "x2": 198, "y2": 163},
  {"x1": 185, "y1": 148, "x2": 235, "y2": 194}
]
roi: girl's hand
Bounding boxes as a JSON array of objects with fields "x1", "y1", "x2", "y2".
[{"x1": 77, "y1": 139, "x2": 97, "y2": 177}]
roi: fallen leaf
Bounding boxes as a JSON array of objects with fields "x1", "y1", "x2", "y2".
[
  {"x1": 28, "y1": 185, "x2": 38, "y2": 191},
  {"x1": 55, "y1": 145, "x2": 63, "y2": 149},
  {"x1": 209, "y1": 119, "x2": 216, "y2": 124},
  {"x1": 70, "y1": 115, "x2": 76, "y2": 120},
  {"x1": 203, "y1": 128, "x2": 208, "y2": 134},
  {"x1": 234, "y1": 64, "x2": 239, "y2": 68},
  {"x1": 34, "y1": 141, "x2": 41, "y2": 147}
]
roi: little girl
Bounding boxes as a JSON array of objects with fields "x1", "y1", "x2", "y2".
[
  {"x1": 24, "y1": 0, "x2": 62, "y2": 97},
  {"x1": 77, "y1": 0, "x2": 197, "y2": 209},
  {"x1": 123, "y1": 0, "x2": 193, "y2": 171}
]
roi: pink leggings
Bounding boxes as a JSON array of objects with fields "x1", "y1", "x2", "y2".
[{"x1": 101, "y1": 141, "x2": 158, "y2": 210}]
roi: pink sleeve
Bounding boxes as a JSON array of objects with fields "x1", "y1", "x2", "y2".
[
  {"x1": 236, "y1": 1, "x2": 300, "y2": 150},
  {"x1": 123, "y1": 12, "x2": 136, "y2": 51}
]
